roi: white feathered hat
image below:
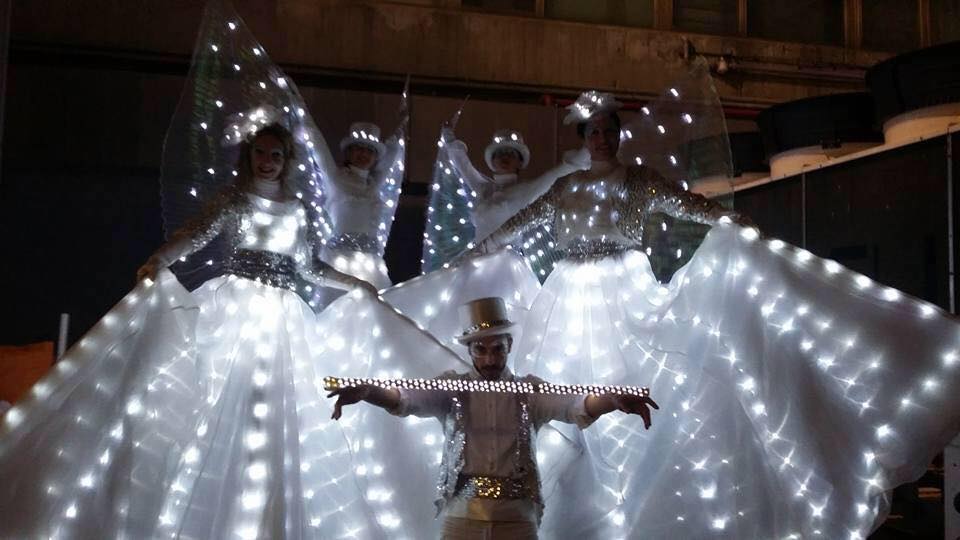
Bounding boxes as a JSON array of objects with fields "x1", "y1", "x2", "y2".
[
  {"x1": 484, "y1": 129, "x2": 530, "y2": 171},
  {"x1": 339, "y1": 121, "x2": 386, "y2": 156},
  {"x1": 563, "y1": 90, "x2": 623, "y2": 125}
]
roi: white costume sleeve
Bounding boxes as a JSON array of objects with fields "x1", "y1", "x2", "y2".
[
  {"x1": 390, "y1": 370, "x2": 459, "y2": 419},
  {"x1": 297, "y1": 210, "x2": 369, "y2": 291},
  {"x1": 151, "y1": 196, "x2": 236, "y2": 267},
  {"x1": 507, "y1": 146, "x2": 590, "y2": 207},
  {"x1": 374, "y1": 135, "x2": 403, "y2": 184},
  {"x1": 444, "y1": 131, "x2": 492, "y2": 196},
  {"x1": 525, "y1": 376, "x2": 596, "y2": 430}
]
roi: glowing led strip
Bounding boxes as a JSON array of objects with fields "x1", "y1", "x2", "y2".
[{"x1": 324, "y1": 376, "x2": 650, "y2": 397}]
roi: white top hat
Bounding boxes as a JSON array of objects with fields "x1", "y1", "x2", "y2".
[
  {"x1": 484, "y1": 129, "x2": 531, "y2": 171},
  {"x1": 455, "y1": 297, "x2": 517, "y2": 343},
  {"x1": 563, "y1": 91, "x2": 623, "y2": 125},
  {"x1": 339, "y1": 121, "x2": 387, "y2": 156}
]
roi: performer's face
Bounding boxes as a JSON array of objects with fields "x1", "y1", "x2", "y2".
[
  {"x1": 583, "y1": 114, "x2": 620, "y2": 161},
  {"x1": 491, "y1": 149, "x2": 522, "y2": 175},
  {"x1": 346, "y1": 144, "x2": 377, "y2": 171},
  {"x1": 468, "y1": 334, "x2": 512, "y2": 380},
  {"x1": 251, "y1": 134, "x2": 286, "y2": 182}
]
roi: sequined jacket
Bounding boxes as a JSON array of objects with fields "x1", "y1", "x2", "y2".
[
  {"x1": 485, "y1": 164, "x2": 736, "y2": 255},
  {"x1": 391, "y1": 370, "x2": 594, "y2": 522}
]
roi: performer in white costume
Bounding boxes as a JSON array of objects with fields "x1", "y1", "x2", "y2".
[
  {"x1": 0, "y1": 3, "x2": 464, "y2": 538},
  {"x1": 448, "y1": 89, "x2": 960, "y2": 538},
  {"x1": 337, "y1": 75, "x2": 960, "y2": 538},
  {"x1": 314, "y1": 118, "x2": 406, "y2": 301},
  {"x1": 438, "y1": 126, "x2": 588, "y2": 255}
]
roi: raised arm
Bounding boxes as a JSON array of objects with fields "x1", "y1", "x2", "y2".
[
  {"x1": 442, "y1": 127, "x2": 492, "y2": 195},
  {"x1": 308, "y1": 125, "x2": 339, "y2": 182},
  {"x1": 374, "y1": 135, "x2": 403, "y2": 182}
]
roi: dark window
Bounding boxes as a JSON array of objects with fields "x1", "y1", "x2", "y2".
[
  {"x1": 545, "y1": 0, "x2": 654, "y2": 28},
  {"x1": 461, "y1": 0, "x2": 537, "y2": 14},
  {"x1": 748, "y1": 0, "x2": 843, "y2": 46},
  {"x1": 862, "y1": 0, "x2": 919, "y2": 52},
  {"x1": 930, "y1": 0, "x2": 960, "y2": 44},
  {"x1": 674, "y1": 0, "x2": 739, "y2": 35}
]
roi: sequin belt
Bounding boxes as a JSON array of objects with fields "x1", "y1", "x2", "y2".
[
  {"x1": 226, "y1": 249, "x2": 298, "y2": 290},
  {"x1": 561, "y1": 239, "x2": 633, "y2": 262},
  {"x1": 455, "y1": 474, "x2": 534, "y2": 500},
  {"x1": 327, "y1": 232, "x2": 380, "y2": 254}
]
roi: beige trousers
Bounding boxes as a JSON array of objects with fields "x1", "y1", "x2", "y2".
[{"x1": 440, "y1": 517, "x2": 539, "y2": 540}]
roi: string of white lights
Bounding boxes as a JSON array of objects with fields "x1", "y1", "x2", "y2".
[{"x1": 324, "y1": 376, "x2": 651, "y2": 397}]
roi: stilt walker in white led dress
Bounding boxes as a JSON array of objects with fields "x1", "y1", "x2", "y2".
[
  {"x1": 311, "y1": 114, "x2": 408, "y2": 308},
  {"x1": 0, "y1": 2, "x2": 472, "y2": 538},
  {"x1": 450, "y1": 83, "x2": 960, "y2": 538}
]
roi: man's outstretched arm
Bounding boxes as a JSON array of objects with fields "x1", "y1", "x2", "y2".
[{"x1": 328, "y1": 384, "x2": 401, "y2": 420}]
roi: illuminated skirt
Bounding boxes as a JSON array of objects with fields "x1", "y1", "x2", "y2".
[
  {"x1": 514, "y1": 224, "x2": 960, "y2": 539},
  {"x1": 0, "y1": 269, "x2": 463, "y2": 539},
  {"x1": 307, "y1": 224, "x2": 960, "y2": 538},
  {"x1": 380, "y1": 248, "x2": 542, "y2": 356}
]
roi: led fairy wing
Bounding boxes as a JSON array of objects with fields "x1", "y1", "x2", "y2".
[
  {"x1": 159, "y1": 0, "x2": 332, "y2": 290},
  {"x1": 421, "y1": 109, "x2": 477, "y2": 273},
  {"x1": 372, "y1": 81, "x2": 409, "y2": 256},
  {"x1": 421, "y1": 112, "x2": 567, "y2": 282},
  {"x1": 618, "y1": 55, "x2": 734, "y2": 282},
  {"x1": 514, "y1": 215, "x2": 563, "y2": 283}
]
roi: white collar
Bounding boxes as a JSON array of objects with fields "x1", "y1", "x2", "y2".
[
  {"x1": 252, "y1": 178, "x2": 285, "y2": 201},
  {"x1": 491, "y1": 173, "x2": 518, "y2": 186},
  {"x1": 347, "y1": 165, "x2": 371, "y2": 180}
]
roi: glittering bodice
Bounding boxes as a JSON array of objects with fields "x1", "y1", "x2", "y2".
[
  {"x1": 491, "y1": 164, "x2": 733, "y2": 258},
  {"x1": 556, "y1": 169, "x2": 633, "y2": 248},
  {"x1": 238, "y1": 194, "x2": 310, "y2": 259}
]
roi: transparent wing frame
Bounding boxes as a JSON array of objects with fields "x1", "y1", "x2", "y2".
[
  {"x1": 618, "y1": 56, "x2": 734, "y2": 282},
  {"x1": 421, "y1": 130, "x2": 478, "y2": 274}
]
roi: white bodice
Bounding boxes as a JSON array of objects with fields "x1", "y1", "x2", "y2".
[
  {"x1": 326, "y1": 168, "x2": 382, "y2": 237},
  {"x1": 238, "y1": 194, "x2": 309, "y2": 260}
]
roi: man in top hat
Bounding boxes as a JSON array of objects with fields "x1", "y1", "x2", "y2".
[{"x1": 327, "y1": 296, "x2": 658, "y2": 540}]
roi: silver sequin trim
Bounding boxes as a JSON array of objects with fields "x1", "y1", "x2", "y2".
[
  {"x1": 561, "y1": 239, "x2": 631, "y2": 261},
  {"x1": 327, "y1": 232, "x2": 380, "y2": 254},
  {"x1": 226, "y1": 249, "x2": 298, "y2": 290}
]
